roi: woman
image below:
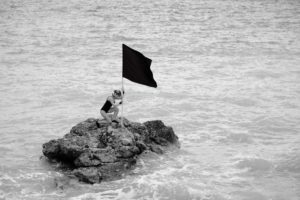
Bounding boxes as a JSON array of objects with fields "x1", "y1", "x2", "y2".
[{"x1": 100, "y1": 90, "x2": 123, "y2": 124}]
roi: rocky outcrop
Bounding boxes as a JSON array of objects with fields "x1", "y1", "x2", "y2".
[{"x1": 42, "y1": 117, "x2": 179, "y2": 184}]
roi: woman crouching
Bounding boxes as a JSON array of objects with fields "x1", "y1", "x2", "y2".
[{"x1": 100, "y1": 90, "x2": 123, "y2": 125}]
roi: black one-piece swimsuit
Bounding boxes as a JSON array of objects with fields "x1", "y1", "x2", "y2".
[{"x1": 101, "y1": 100, "x2": 113, "y2": 113}]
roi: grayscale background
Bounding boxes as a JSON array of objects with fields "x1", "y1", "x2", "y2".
[{"x1": 0, "y1": 0, "x2": 299, "y2": 199}]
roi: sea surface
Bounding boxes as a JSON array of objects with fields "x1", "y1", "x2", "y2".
[{"x1": 0, "y1": 0, "x2": 300, "y2": 199}]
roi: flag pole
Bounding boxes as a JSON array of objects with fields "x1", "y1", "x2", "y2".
[
  {"x1": 121, "y1": 72, "x2": 124, "y2": 128},
  {"x1": 120, "y1": 44, "x2": 124, "y2": 128}
]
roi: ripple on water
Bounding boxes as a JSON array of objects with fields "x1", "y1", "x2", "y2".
[
  {"x1": 276, "y1": 151, "x2": 300, "y2": 176},
  {"x1": 230, "y1": 190, "x2": 268, "y2": 200},
  {"x1": 245, "y1": 70, "x2": 282, "y2": 79},
  {"x1": 220, "y1": 97, "x2": 257, "y2": 107},
  {"x1": 223, "y1": 133, "x2": 254, "y2": 144},
  {"x1": 234, "y1": 158, "x2": 273, "y2": 173}
]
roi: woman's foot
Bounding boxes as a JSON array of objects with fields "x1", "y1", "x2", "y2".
[
  {"x1": 107, "y1": 126, "x2": 113, "y2": 134},
  {"x1": 111, "y1": 120, "x2": 119, "y2": 128}
]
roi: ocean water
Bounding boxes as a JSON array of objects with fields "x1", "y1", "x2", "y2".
[{"x1": 0, "y1": 0, "x2": 300, "y2": 199}]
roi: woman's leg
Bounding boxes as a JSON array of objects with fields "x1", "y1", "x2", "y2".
[
  {"x1": 100, "y1": 110, "x2": 112, "y2": 123},
  {"x1": 100, "y1": 110, "x2": 114, "y2": 133},
  {"x1": 108, "y1": 107, "x2": 120, "y2": 122}
]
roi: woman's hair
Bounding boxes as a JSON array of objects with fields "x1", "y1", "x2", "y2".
[{"x1": 113, "y1": 89, "x2": 124, "y2": 97}]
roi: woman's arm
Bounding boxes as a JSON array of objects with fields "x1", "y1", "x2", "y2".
[{"x1": 108, "y1": 97, "x2": 122, "y2": 107}]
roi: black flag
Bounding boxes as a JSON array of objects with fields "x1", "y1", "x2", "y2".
[{"x1": 122, "y1": 44, "x2": 157, "y2": 88}]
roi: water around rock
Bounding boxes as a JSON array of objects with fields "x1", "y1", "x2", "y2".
[{"x1": 42, "y1": 118, "x2": 179, "y2": 184}]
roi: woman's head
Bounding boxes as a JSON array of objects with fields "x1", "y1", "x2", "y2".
[{"x1": 112, "y1": 90, "x2": 123, "y2": 98}]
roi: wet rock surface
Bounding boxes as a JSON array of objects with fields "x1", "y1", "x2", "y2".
[{"x1": 42, "y1": 117, "x2": 179, "y2": 184}]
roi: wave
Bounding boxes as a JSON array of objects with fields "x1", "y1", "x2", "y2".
[
  {"x1": 223, "y1": 133, "x2": 254, "y2": 144},
  {"x1": 276, "y1": 151, "x2": 300, "y2": 175},
  {"x1": 235, "y1": 158, "x2": 273, "y2": 173}
]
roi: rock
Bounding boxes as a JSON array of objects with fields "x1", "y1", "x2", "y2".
[
  {"x1": 72, "y1": 167, "x2": 102, "y2": 184},
  {"x1": 42, "y1": 117, "x2": 179, "y2": 184},
  {"x1": 149, "y1": 144, "x2": 164, "y2": 154},
  {"x1": 144, "y1": 120, "x2": 179, "y2": 146},
  {"x1": 74, "y1": 151, "x2": 102, "y2": 167},
  {"x1": 97, "y1": 158, "x2": 136, "y2": 181},
  {"x1": 42, "y1": 139, "x2": 60, "y2": 159},
  {"x1": 136, "y1": 141, "x2": 148, "y2": 152},
  {"x1": 70, "y1": 119, "x2": 98, "y2": 136},
  {"x1": 92, "y1": 148, "x2": 117, "y2": 163}
]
